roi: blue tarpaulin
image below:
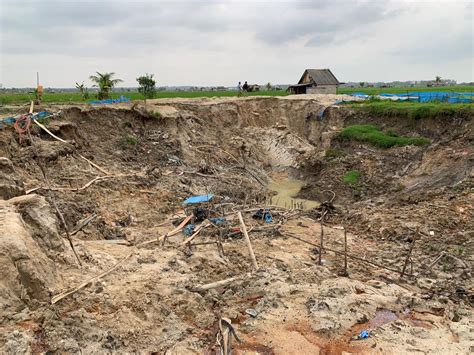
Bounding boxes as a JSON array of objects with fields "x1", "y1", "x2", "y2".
[
  {"x1": 89, "y1": 96, "x2": 131, "y2": 105},
  {"x1": 0, "y1": 111, "x2": 55, "y2": 129},
  {"x1": 183, "y1": 194, "x2": 214, "y2": 205},
  {"x1": 351, "y1": 91, "x2": 474, "y2": 103}
]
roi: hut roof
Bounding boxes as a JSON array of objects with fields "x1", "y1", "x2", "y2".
[{"x1": 298, "y1": 69, "x2": 339, "y2": 85}]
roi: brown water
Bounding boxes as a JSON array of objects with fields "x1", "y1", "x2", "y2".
[{"x1": 268, "y1": 178, "x2": 319, "y2": 210}]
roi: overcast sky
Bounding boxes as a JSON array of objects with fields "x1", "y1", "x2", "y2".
[{"x1": 0, "y1": 0, "x2": 472, "y2": 87}]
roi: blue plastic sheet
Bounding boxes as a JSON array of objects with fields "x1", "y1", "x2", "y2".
[
  {"x1": 0, "y1": 111, "x2": 55, "y2": 129},
  {"x1": 183, "y1": 194, "x2": 214, "y2": 205},
  {"x1": 89, "y1": 95, "x2": 131, "y2": 105},
  {"x1": 352, "y1": 91, "x2": 474, "y2": 103}
]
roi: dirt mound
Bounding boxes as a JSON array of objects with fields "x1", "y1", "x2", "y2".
[{"x1": 0, "y1": 195, "x2": 67, "y2": 321}]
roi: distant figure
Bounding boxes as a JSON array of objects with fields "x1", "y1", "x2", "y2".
[
  {"x1": 237, "y1": 81, "x2": 242, "y2": 92},
  {"x1": 242, "y1": 81, "x2": 249, "y2": 92}
]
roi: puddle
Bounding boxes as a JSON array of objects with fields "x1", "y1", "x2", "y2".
[{"x1": 268, "y1": 178, "x2": 319, "y2": 210}]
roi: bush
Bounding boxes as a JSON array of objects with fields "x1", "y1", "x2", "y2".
[
  {"x1": 137, "y1": 73, "x2": 156, "y2": 100},
  {"x1": 339, "y1": 124, "x2": 430, "y2": 148}
]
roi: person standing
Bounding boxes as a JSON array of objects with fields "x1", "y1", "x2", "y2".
[{"x1": 242, "y1": 81, "x2": 249, "y2": 92}]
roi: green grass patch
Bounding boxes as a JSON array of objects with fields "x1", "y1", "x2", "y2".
[
  {"x1": 340, "y1": 124, "x2": 430, "y2": 148},
  {"x1": 338, "y1": 85, "x2": 474, "y2": 95},
  {"x1": 120, "y1": 134, "x2": 138, "y2": 147},
  {"x1": 0, "y1": 90, "x2": 289, "y2": 105},
  {"x1": 325, "y1": 148, "x2": 346, "y2": 159},
  {"x1": 343, "y1": 170, "x2": 360, "y2": 185},
  {"x1": 347, "y1": 101, "x2": 474, "y2": 119}
]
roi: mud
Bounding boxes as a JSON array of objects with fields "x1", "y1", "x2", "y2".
[{"x1": 0, "y1": 95, "x2": 472, "y2": 354}]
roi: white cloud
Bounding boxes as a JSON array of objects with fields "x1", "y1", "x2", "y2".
[{"x1": 0, "y1": 0, "x2": 472, "y2": 87}]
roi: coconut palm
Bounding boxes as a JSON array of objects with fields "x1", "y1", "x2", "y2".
[{"x1": 89, "y1": 72, "x2": 123, "y2": 99}]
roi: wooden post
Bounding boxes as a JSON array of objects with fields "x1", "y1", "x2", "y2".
[
  {"x1": 318, "y1": 222, "x2": 324, "y2": 265},
  {"x1": 238, "y1": 211, "x2": 259, "y2": 271},
  {"x1": 343, "y1": 228, "x2": 348, "y2": 276},
  {"x1": 400, "y1": 228, "x2": 418, "y2": 279}
]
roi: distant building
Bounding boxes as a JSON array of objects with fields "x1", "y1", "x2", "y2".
[{"x1": 287, "y1": 69, "x2": 340, "y2": 94}]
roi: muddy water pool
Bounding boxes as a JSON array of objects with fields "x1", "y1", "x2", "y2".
[{"x1": 268, "y1": 178, "x2": 319, "y2": 210}]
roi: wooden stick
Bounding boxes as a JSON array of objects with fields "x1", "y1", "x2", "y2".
[
  {"x1": 32, "y1": 174, "x2": 138, "y2": 192},
  {"x1": 51, "y1": 251, "x2": 134, "y2": 304},
  {"x1": 238, "y1": 212, "x2": 258, "y2": 271},
  {"x1": 70, "y1": 214, "x2": 97, "y2": 236},
  {"x1": 181, "y1": 223, "x2": 209, "y2": 245},
  {"x1": 137, "y1": 215, "x2": 193, "y2": 246},
  {"x1": 29, "y1": 101, "x2": 34, "y2": 114},
  {"x1": 285, "y1": 232, "x2": 408, "y2": 276},
  {"x1": 400, "y1": 228, "x2": 418, "y2": 279},
  {"x1": 190, "y1": 273, "x2": 253, "y2": 292},
  {"x1": 319, "y1": 217, "x2": 324, "y2": 265},
  {"x1": 78, "y1": 154, "x2": 109, "y2": 175},
  {"x1": 32, "y1": 115, "x2": 110, "y2": 175},
  {"x1": 33, "y1": 118, "x2": 67, "y2": 143},
  {"x1": 344, "y1": 229, "x2": 348, "y2": 274}
]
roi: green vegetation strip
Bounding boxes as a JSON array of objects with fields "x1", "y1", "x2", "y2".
[
  {"x1": 0, "y1": 90, "x2": 289, "y2": 105},
  {"x1": 337, "y1": 85, "x2": 474, "y2": 95},
  {"x1": 340, "y1": 124, "x2": 430, "y2": 149},
  {"x1": 347, "y1": 101, "x2": 474, "y2": 119}
]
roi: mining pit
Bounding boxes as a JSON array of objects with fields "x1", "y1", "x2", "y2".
[{"x1": 0, "y1": 95, "x2": 472, "y2": 354}]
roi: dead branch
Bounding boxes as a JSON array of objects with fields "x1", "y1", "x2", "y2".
[
  {"x1": 137, "y1": 214, "x2": 193, "y2": 246},
  {"x1": 70, "y1": 214, "x2": 98, "y2": 236},
  {"x1": 51, "y1": 251, "x2": 134, "y2": 304},
  {"x1": 190, "y1": 272, "x2": 253, "y2": 292},
  {"x1": 78, "y1": 154, "x2": 109, "y2": 175}
]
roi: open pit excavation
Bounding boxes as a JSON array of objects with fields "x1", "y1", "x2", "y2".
[{"x1": 0, "y1": 95, "x2": 472, "y2": 354}]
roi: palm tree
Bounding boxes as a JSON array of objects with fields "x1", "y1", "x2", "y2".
[
  {"x1": 89, "y1": 72, "x2": 123, "y2": 99},
  {"x1": 75, "y1": 82, "x2": 89, "y2": 100}
]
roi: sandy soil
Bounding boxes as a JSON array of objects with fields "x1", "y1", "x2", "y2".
[{"x1": 0, "y1": 95, "x2": 472, "y2": 354}]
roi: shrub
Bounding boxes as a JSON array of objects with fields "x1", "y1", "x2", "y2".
[
  {"x1": 339, "y1": 124, "x2": 430, "y2": 148},
  {"x1": 137, "y1": 73, "x2": 156, "y2": 100}
]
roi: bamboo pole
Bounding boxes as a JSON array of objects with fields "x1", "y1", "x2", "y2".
[{"x1": 237, "y1": 212, "x2": 258, "y2": 271}]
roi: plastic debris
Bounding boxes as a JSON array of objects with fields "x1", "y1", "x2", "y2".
[
  {"x1": 359, "y1": 330, "x2": 370, "y2": 339},
  {"x1": 252, "y1": 208, "x2": 273, "y2": 223},
  {"x1": 351, "y1": 329, "x2": 370, "y2": 341},
  {"x1": 209, "y1": 217, "x2": 226, "y2": 226},
  {"x1": 245, "y1": 308, "x2": 258, "y2": 318},
  {"x1": 183, "y1": 194, "x2": 214, "y2": 205},
  {"x1": 183, "y1": 224, "x2": 195, "y2": 236}
]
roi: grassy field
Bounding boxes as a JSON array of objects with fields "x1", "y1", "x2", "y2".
[
  {"x1": 346, "y1": 100, "x2": 474, "y2": 119},
  {"x1": 0, "y1": 90, "x2": 288, "y2": 105},
  {"x1": 337, "y1": 85, "x2": 474, "y2": 95},
  {"x1": 340, "y1": 124, "x2": 430, "y2": 148}
]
